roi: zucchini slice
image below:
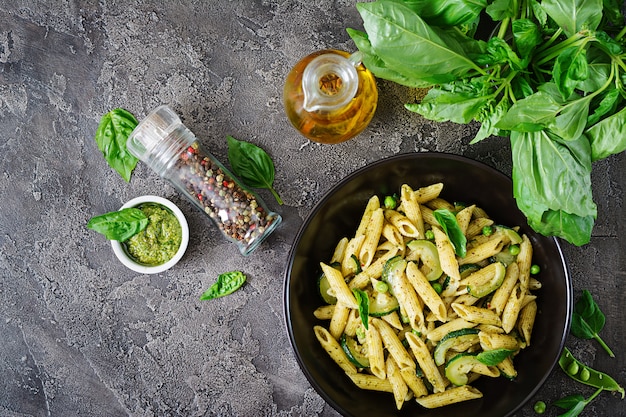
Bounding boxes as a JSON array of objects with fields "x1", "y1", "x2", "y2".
[
  {"x1": 445, "y1": 353, "x2": 482, "y2": 386},
  {"x1": 434, "y1": 328, "x2": 480, "y2": 366},
  {"x1": 340, "y1": 334, "x2": 370, "y2": 368},
  {"x1": 495, "y1": 225, "x2": 523, "y2": 245},
  {"x1": 462, "y1": 262, "x2": 506, "y2": 298},
  {"x1": 369, "y1": 291, "x2": 400, "y2": 317},
  {"x1": 317, "y1": 262, "x2": 340, "y2": 304},
  {"x1": 406, "y1": 239, "x2": 443, "y2": 281}
]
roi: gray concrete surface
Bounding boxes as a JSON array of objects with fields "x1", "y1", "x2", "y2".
[{"x1": 1, "y1": 1, "x2": 624, "y2": 416}]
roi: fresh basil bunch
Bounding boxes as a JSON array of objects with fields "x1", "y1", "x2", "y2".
[{"x1": 348, "y1": 0, "x2": 626, "y2": 245}]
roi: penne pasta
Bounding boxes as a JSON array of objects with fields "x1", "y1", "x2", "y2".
[
  {"x1": 415, "y1": 385, "x2": 483, "y2": 409},
  {"x1": 312, "y1": 182, "x2": 541, "y2": 411},
  {"x1": 314, "y1": 326, "x2": 357, "y2": 375}
]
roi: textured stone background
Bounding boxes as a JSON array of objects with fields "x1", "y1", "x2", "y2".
[{"x1": 0, "y1": 1, "x2": 624, "y2": 416}]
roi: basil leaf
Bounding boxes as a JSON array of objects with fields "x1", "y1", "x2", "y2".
[
  {"x1": 87, "y1": 207, "x2": 148, "y2": 242},
  {"x1": 553, "y1": 46, "x2": 589, "y2": 100},
  {"x1": 511, "y1": 130, "x2": 597, "y2": 245},
  {"x1": 397, "y1": 0, "x2": 487, "y2": 27},
  {"x1": 433, "y1": 209, "x2": 467, "y2": 257},
  {"x1": 571, "y1": 290, "x2": 615, "y2": 357},
  {"x1": 94, "y1": 108, "x2": 139, "y2": 182},
  {"x1": 352, "y1": 289, "x2": 369, "y2": 330},
  {"x1": 586, "y1": 106, "x2": 626, "y2": 162},
  {"x1": 512, "y1": 19, "x2": 543, "y2": 58},
  {"x1": 226, "y1": 135, "x2": 283, "y2": 205},
  {"x1": 476, "y1": 348, "x2": 515, "y2": 366},
  {"x1": 541, "y1": 0, "x2": 603, "y2": 37},
  {"x1": 356, "y1": 1, "x2": 480, "y2": 84},
  {"x1": 406, "y1": 86, "x2": 491, "y2": 124},
  {"x1": 200, "y1": 271, "x2": 247, "y2": 300}
]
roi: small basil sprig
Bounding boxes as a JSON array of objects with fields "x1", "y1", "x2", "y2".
[
  {"x1": 87, "y1": 208, "x2": 148, "y2": 241},
  {"x1": 352, "y1": 288, "x2": 369, "y2": 330},
  {"x1": 553, "y1": 389, "x2": 603, "y2": 417},
  {"x1": 433, "y1": 209, "x2": 467, "y2": 257},
  {"x1": 476, "y1": 349, "x2": 515, "y2": 366},
  {"x1": 227, "y1": 135, "x2": 283, "y2": 205},
  {"x1": 571, "y1": 290, "x2": 614, "y2": 357},
  {"x1": 95, "y1": 108, "x2": 139, "y2": 182},
  {"x1": 200, "y1": 271, "x2": 247, "y2": 300}
]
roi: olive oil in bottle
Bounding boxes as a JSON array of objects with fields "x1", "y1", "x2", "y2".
[{"x1": 283, "y1": 49, "x2": 378, "y2": 144}]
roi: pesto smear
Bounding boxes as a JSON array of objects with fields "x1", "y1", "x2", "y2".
[{"x1": 125, "y1": 203, "x2": 182, "y2": 266}]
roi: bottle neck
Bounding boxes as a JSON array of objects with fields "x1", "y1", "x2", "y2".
[{"x1": 302, "y1": 52, "x2": 359, "y2": 112}]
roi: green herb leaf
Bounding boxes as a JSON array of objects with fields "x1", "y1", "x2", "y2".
[
  {"x1": 433, "y1": 209, "x2": 467, "y2": 257},
  {"x1": 476, "y1": 348, "x2": 515, "y2": 366},
  {"x1": 200, "y1": 271, "x2": 247, "y2": 300},
  {"x1": 94, "y1": 108, "x2": 139, "y2": 182},
  {"x1": 586, "y1": 106, "x2": 626, "y2": 162},
  {"x1": 511, "y1": 130, "x2": 596, "y2": 246},
  {"x1": 226, "y1": 135, "x2": 283, "y2": 205},
  {"x1": 540, "y1": 0, "x2": 603, "y2": 37},
  {"x1": 87, "y1": 207, "x2": 148, "y2": 242},
  {"x1": 352, "y1": 288, "x2": 369, "y2": 330},
  {"x1": 571, "y1": 290, "x2": 615, "y2": 357}
]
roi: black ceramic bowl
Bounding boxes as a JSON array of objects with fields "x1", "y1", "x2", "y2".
[{"x1": 284, "y1": 153, "x2": 572, "y2": 417}]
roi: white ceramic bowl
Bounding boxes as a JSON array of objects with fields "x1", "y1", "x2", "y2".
[{"x1": 111, "y1": 195, "x2": 189, "y2": 274}]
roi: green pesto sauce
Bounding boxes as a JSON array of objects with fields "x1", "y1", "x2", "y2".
[{"x1": 125, "y1": 203, "x2": 182, "y2": 266}]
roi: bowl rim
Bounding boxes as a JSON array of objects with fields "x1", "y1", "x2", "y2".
[
  {"x1": 111, "y1": 195, "x2": 190, "y2": 274},
  {"x1": 283, "y1": 152, "x2": 572, "y2": 417}
]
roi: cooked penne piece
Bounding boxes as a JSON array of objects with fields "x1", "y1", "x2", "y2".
[
  {"x1": 412, "y1": 182, "x2": 443, "y2": 203},
  {"x1": 405, "y1": 332, "x2": 447, "y2": 393},
  {"x1": 321, "y1": 262, "x2": 358, "y2": 309},
  {"x1": 381, "y1": 222, "x2": 404, "y2": 247},
  {"x1": 420, "y1": 205, "x2": 438, "y2": 226},
  {"x1": 400, "y1": 184, "x2": 425, "y2": 237},
  {"x1": 384, "y1": 209, "x2": 420, "y2": 238},
  {"x1": 348, "y1": 247, "x2": 400, "y2": 290},
  {"x1": 432, "y1": 226, "x2": 461, "y2": 282},
  {"x1": 347, "y1": 372, "x2": 393, "y2": 393},
  {"x1": 343, "y1": 307, "x2": 362, "y2": 337},
  {"x1": 381, "y1": 311, "x2": 404, "y2": 331},
  {"x1": 341, "y1": 235, "x2": 366, "y2": 276},
  {"x1": 489, "y1": 262, "x2": 520, "y2": 315},
  {"x1": 426, "y1": 197, "x2": 455, "y2": 212},
  {"x1": 314, "y1": 325, "x2": 357, "y2": 375},
  {"x1": 330, "y1": 237, "x2": 349, "y2": 264},
  {"x1": 329, "y1": 302, "x2": 351, "y2": 340},
  {"x1": 458, "y1": 236, "x2": 504, "y2": 265},
  {"x1": 313, "y1": 304, "x2": 335, "y2": 320},
  {"x1": 451, "y1": 303, "x2": 502, "y2": 327},
  {"x1": 415, "y1": 385, "x2": 483, "y2": 408},
  {"x1": 425, "y1": 318, "x2": 476, "y2": 343},
  {"x1": 359, "y1": 208, "x2": 384, "y2": 269},
  {"x1": 406, "y1": 262, "x2": 447, "y2": 322},
  {"x1": 400, "y1": 366, "x2": 428, "y2": 398},
  {"x1": 372, "y1": 318, "x2": 415, "y2": 371},
  {"x1": 367, "y1": 320, "x2": 386, "y2": 379},
  {"x1": 456, "y1": 204, "x2": 475, "y2": 236},
  {"x1": 355, "y1": 195, "x2": 380, "y2": 237},
  {"x1": 384, "y1": 259, "x2": 424, "y2": 331},
  {"x1": 479, "y1": 331, "x2": 520, "y2": 351},
  {"x1": 518, "y1": 300, "x2": 537, "y2": 346},
  {"x1": 387, "y1": 356, "x2": 409, "y2": 410},
  {"x1": 516, "y1": 234, "x2": 533, "y2": 292},
  {"x1": 466, "y1": 217, "x2": 494, "y2": 239},
  {"x1": 501, "y1": 283, "x2": 525, "y2": 333}
]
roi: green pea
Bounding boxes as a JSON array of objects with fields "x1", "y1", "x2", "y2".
[
  {"x1": 431, "y1": 282, "x2": 443, "y2": 294},
  {"x1": 509, "y1": 244, "x2": 521, "y2": 255},
  {"x1": 567, "y1": 361, "x2": 580, "y2": 376},
  {"x1": 530, "y1": 264, "x2": 540, "y2": 274},
  {"x1": 533, "y1": 400, "x2": 546, "y2": 414},
  {"x1": 425, "y1": 229, "x2": 435, "y2": 240},
  {"x1": 384, "y1": 195, "x2": 397, "y2": 209},
  {"x1": 482, "y1": 225, "x2": 494, "y2": 236},
  {"x1": 580, "y1": 367, "x2": 591, "y2": 382}
]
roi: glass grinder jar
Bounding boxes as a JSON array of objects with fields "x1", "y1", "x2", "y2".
[{"x1": 126, "y1": 105, "x2": 281, "y2": 256}]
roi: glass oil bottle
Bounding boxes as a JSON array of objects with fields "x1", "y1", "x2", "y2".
[{"x1": 283, "y1": 49, "x2": 378, "y2": 144}]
